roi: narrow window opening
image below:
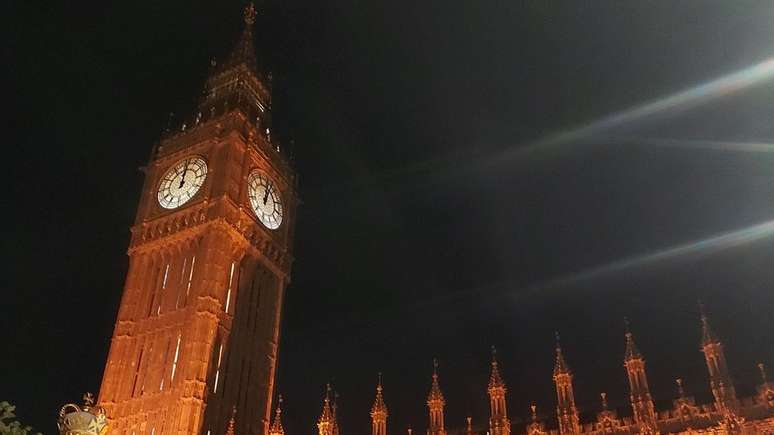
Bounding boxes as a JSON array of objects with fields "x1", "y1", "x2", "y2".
[
  {"x1": 156, "y1": 263, "x2": 170, "y2": 315},
  {"x1": 185, "y1": 256, "x2": 196, "y2": 302},
  {"x1": 176, "y1": 258, "x2": 188, "y2": 309},
  {"x1": 213, "y1": 343, "x2": 224, "y2": 393},
  {"x1": 225, "y1": 262, "x2": 235, "y2": 313},
  {"x1": 159, "y1": 337, "x2": 171, "y2": 391},
  {"x1": 170, "y1": 334, "x2": 182, "y2": 382},
  {"x1": 131, "y1": 345, "x2": 144, "y2": 397}
]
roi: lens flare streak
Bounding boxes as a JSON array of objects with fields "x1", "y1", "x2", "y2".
[{"x1": 539, "y1": 219, "x2": 774, "y2": 289}]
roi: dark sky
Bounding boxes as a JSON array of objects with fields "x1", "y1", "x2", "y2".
[{"x1": 6, "y1": 1, "x2": 774, "y2": 434}]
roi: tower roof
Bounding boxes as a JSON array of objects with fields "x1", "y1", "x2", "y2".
[
  {"x1": 222, "y1": 3, "x2": 259, "y2": 73},
  {"x1": 226, "y1": 407, "x2": 237, "y2": 435},
  {"x1": 371, "y1": 373, "x2": 388, "y2": 415},
  {"x1": 269, "y1": 396, "x2": 284, "y2": 435},
  {"x1": 553, "y1": 333, "x2": 571, "y2": 376},
  {"x1": 624, "y1": 320, "x2": 643, "y2": 361},
  {"x1": 488, "y1": 346, "x2": 506, "y2": 391},
  {"x1": 700, "y1": 304, "x2": 720, "y2": 346},
  {"x1": 428, "y1": 359, "x2": 445, "y2": 403},
  {"x1": 319, "y1": 384, "x2": 334, "y2": 424}
]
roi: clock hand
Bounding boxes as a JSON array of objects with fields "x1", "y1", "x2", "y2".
[
  {"x1": 179, "y1": 163, "x2": 189, "y2": 189},
  {"x1": 263, "y1": 183, "x2": 272, "y2": 205}
]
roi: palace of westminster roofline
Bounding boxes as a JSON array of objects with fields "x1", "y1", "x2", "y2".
[{"x1": 294, "y1": 308, "x2": 774, "y2": 435}]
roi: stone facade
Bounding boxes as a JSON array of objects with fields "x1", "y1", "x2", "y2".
[{"x1": 97, "y1": 6, "x2": 297, "y2": 435}]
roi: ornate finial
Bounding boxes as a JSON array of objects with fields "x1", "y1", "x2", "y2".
[
  {"x1": 530, "y1": 404, "x2": 538, "y2": 422},
  {"x1": 378, "y1": 372, "x2": 383, "y2": 391},
  {"x1": 553, "y1": 332, "x2": 570, "y2": 376},
  {"x1": 488, "y1": 346, "x2": 505, "y2": 390},
  {"x1": 699, "y1": 301, "x2": 719, "y2": 346},
  {"x1": 243, "y1": 3, "x2": 256, "y2": 26},
  {"x1": 58, "y1": 395, "x2": 109, "y2": 435},
  {"x1": 466, "y1": 416, "x2": 473, "y2": 433},
  {"x1": 82, "y1": 392, "x2": 95, "y2": 409},
  {"x1": 624, "y1": 319, "x2": 642, "y2": 361},
  {"x1": 759, "y1": 363, "x2": 768, "y2": 382},
  {"x1": 428, "y1": 358, "x2": 444, "y2": 403},
  {"x1": 226, "y1": 406, "x2": 237, "y2": 435},
  {"x1": 676, "y1": 378, "x2": 686, "y2": 398},
  {"x1": 600, "y1": 392, "x2": 608, "y2": 410},
  {"x1": 555, "y1": 331, "x2": 561, "y2": 349},
  {"x1": 269, "y1": 395, "x2": 284, "y2": 435},
  {"x1": 407, "y1": 428, "x2": 413, "y2": 435}
]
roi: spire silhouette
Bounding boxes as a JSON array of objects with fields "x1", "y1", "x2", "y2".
[
  {"x1": 554, "y1": 332, "x2": 570, "y2": 376},
  {"x1": 624, "y1": 318, "x2": 643, "y2": 361},
  {"x1": 489, "y1": 346, "x2": 505, "y2": 389},
  {"x1": 269, "y1": 396, "x2": 284, "y2": 435},
  {"x1": 223, "y1": 2, "x2": 259, "y2": 73}
]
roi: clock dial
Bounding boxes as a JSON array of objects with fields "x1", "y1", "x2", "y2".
[
  {"x1": 248, "y1": 170, "x2": 283, "y2": 230},
  {"x1": 157, "y1": 157, "x2": 208, "y2": 209}
]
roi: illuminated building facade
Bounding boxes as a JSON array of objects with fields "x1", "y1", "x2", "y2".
[
  {"x1": 97, "y1": 5, "x2": 296, "y2": 435},
  {"x1": 333, "y1": 310, "x2": 774, "y2": 435}
]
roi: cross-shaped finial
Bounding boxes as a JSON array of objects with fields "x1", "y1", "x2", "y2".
[
  {"x1": 82, "y1": 392, "x2": 94, "y2": 408},
  {"x1": 759, "y1": 363, "x2": 768, "y2": 382},
  {"x1": 243, "y1": 3, "x2": 256, "y2": 26},
  {"x1": 676, "y1": 378, "x2": 685, "y2": 397}
]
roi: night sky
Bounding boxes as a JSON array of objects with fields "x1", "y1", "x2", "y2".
[{"x1": 6, "y1": 1, "x2": 774, "y2": 434}]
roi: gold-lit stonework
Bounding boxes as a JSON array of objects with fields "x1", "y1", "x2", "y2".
[{"x1": 97, "y1": 4, "x2": 297, "y2": 435}]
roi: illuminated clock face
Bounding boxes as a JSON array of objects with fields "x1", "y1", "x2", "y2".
[
  {"x1": 157, "y1": 157, "x2": 208, "y2": 209},
  {"x1": 248, "y1": 170, "x2": 283, "y2": 229}
]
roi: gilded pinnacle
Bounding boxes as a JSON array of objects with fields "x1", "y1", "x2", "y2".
[{"x1": 244, "y1": 3, "x2": 256, "y2": 26}]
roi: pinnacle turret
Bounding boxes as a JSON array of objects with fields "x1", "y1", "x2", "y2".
[
  {"x1": 222, "y1": 3, "x2": 259, "y2": 73},
  {"x1": 428, "y1": 359, "x2": 445, "y2": 403},
  {"x1": 489, "y1": 346, "x2": 506, "y2": 390},
  {"x1": 318, "y1": 385, "x2": 334, "y2": 435},
  {"x1": 624, "y1": 319, "x2": 643, "y2": 362},
  {"x1": 700, "y1": 304, "x2": 720, "y2": 346},
  {"x1": 553, "y1": 333, "x2": 570, "y2": 377},
  {"x1": 269, "y1": 396, "x2": 284, "y2": 435},
  {"x1": 371, "y1": 373, "x2": 388, "y2": 415}
]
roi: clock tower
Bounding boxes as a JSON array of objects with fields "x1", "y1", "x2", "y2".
[{"x1": 97, "y1": 5, "x2": 297, "y2": 435}]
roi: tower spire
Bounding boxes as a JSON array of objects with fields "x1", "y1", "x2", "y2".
[
  {"x1": 223, "y1": 2, "x2": 259, "y2": 73},
  {"x1": 699, "y1": 302, "x2": 719, "y2": 346},
  {"x1": 371, "y1": 373, "x2": 388, "y2": 435},
  {"x1": 698, "y1": 304, "x2": 738, "y2": 414},
  {"x1": 269, "y1": 396, "x2": 284, "y2": 435},
  {"x1": 623, "y1": 318, "x2": 642, "y2": 361},
  {"x1": 553, "y1": 332, "x2": 570, "y2": 376},
  {"x1": 226, "y1": 407, "x2": 237, "y2": 435},
  {"x1": 622, "y1": 319, "x2": 656, "y2": 430},
  {"x1": 427, "y1": 359, "x2": 447, "y2": 435},
  {"x1": 488, "y1": 346, "x2": 510, "y2": 435},
  {"x1": 552, "y1": 333, "x2": 579, "y2": 435},
  {"x1": 318, "y1": 384, "x2": 335, "y2": 435}
]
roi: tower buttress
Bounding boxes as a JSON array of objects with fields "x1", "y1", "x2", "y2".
[
  {"x1": 371, "y1": 374, "x2": 388, "y2": 435},
  {"x1": 700, "y1": 306, "x2": 738, "y2": 414},
  {"x1": 427, "y1": 359, "x2": 447, "y2": 435},
  {"x1": 553, "y1": 334, "x2": 580, "y2": 435},
  {"x1": 488, "y1": 347, "x2": 510, "y2": 435},
  {"x1": 623, "y1": 321, "x2": 657, "y2": 431}
]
